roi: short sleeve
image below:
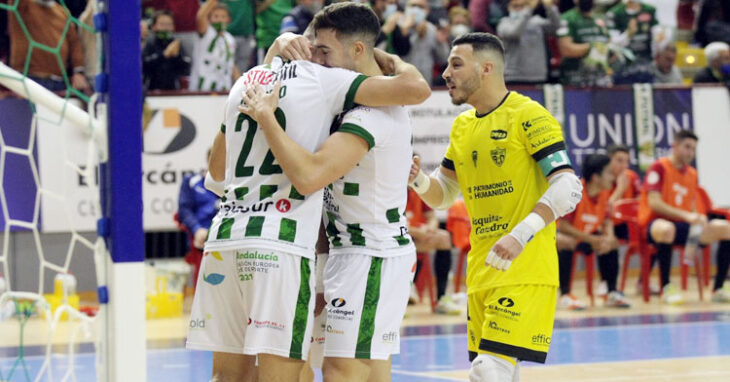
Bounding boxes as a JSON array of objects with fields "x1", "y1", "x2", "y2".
[
  {"x1": 337, "y1": 106, "x2": 388, "y2": 151},
  {"x1": 644, "y1": 162, "x2": 664, "y2": 193},
  {"x1": 314, "y1": 64, "x2": 368, "y2": 116},
  {"x1": 556, "y1": 18, "x2": 570, "y2": 38},
  {"x1": 442, "y1": 139, "x2": 456, "y2": 171},
  {"x1": 521, "y1": 104, "x2": 572, "y2": 176}
]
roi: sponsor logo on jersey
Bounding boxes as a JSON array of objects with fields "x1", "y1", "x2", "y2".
[
  {"x1": 190, "y1": 314, "x2": 212, "y2": 329},
  {"x1": 275, "y1": 199, "x2": 291, "y2": 213},
  {"x1": 498, "y1": 297, "x2": 515, "y2": 307},
  {"x1": 326, "y1": 325, "x2": 344, "y2": 335},
  {"x1": 522, "y1": 116, "x2": 549, "y2": 131},
  {"x1": 472, "y1": 215, "x2": 509, "y2": 236},
  {"x1": 532, "y1": 333, "x2": 551, "y2": 346},
  {"x1": 490, "y1": 129, "x2": 508, "y2": 140},
  {"x1": 221, "y1": 201, "x2": 274, "y2": 215},
  {"x1": 331, "y1": 298, "x2": 346, "y2": 308},
  {"x1": 250, "y1": 318, "x2": 286, "y2": 331},
  {"x1": 469, "y1": 181, "x2": 514, "y2": 200},
  {"x1": 488, "y1": 320, "x2": 511, "y2": 334},
  {"x1": 205, "y1": 251, "x2": 223, "y2": 261},
  {"x1": 203, "y1": 273, "x2": 225, "y2": 285},
  {"x1": 382, "y1": 331, "x2": 398, "y2": 343},
  {"x1": 490, "y1": 147, "x2": 506, "y2": 167}
]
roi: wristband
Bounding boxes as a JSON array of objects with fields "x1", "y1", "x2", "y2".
[
  {"x1": 409, "y1": 170, "x2": 430, "y2": 194},
  {"x1": 508, "y1": 212, "x2": 546, "y2": 248}
]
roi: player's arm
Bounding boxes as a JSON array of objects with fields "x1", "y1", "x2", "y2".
[
  {"x1": 557, "y1": 19, "x2": 590, "y2": 58},
  {"x1": 239, "y1": 83, "x2": 369, "y2": 195},
  {"x1": 353, "y1": 49, "x2": 431, "y2": 107},
  {"x1": 266, "y1": 33, "x2": 431, "y2": 106},
  {"x1": 408, "y1": 156, "x2": 459, "y2": 210},
  {"x1": 647, "y1": 191, "x2": 698, "y2": 223},
  {"x1": 208, "y1": 129, "x2": 226, "y2": 182}
]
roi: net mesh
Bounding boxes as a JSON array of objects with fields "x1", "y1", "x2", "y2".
[{"x1": 0, "y1": 1, "x2": 107, "y2": 381}]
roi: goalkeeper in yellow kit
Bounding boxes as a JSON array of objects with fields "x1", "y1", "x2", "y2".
[{"x1": 409, "y1": 33, "x2": 583, "y2": 382}]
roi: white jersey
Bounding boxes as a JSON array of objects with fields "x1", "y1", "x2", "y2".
[
  {"x1": 189, "y1": 26, "x2": 236, "y2": 91},
  {"x1": 206, "y1": 58, "x2": 368, "y2": 257},
  {"x1": 324, "y1": 106, "x2": 415, "y2": 258}
]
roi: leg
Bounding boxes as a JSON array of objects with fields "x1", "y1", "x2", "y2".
[
  {"x1": 211, "y1": 352, "x2": 257, "y2": 382},
  {"x1": 649, "y1": 219, "x2": 677, "y2": 288},
  {"x1": 322, "y1": 357, "x2": 369, "y2": 382},
  {"x1": 701, "y1": 219, "x2": 730, "y2": 292},
  {"x1": 258, "y1": 353, "x2": 305, "y2": 382},
  {"x1": 558, "y1": 249, "x2": 574, "y2": 296}
]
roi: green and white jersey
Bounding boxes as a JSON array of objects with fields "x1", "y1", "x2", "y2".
[
  {"x1": 606, "y1": 2, "x2": 658, "y2": 63},
  {"x1": 324, "y1": 106, "x2": 416, "y2": 258},
  {"x1": 189, "y1": 26, "x2": 236, "y2": 91},
  {"x1": 557, "y1": 9, "x2": 611, "y2": 86},
  {"x1": 206, "y1": 58, "x2": 367, "y2": 258}
]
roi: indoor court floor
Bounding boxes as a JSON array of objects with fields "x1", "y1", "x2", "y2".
[{"x1": 2, "y1": 279, "x2": 730, "y2": 381}]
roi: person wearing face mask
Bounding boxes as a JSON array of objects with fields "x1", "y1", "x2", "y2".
[
  {"x1": 280, "y1": 0, "x2": 323, "y2": 36},
  {"x1": 606, "y1": 0, "x2": 659, "y2": 84},
  {"x1": 371, "y1": 0, "x2": 412, "y2": 56},
  {"x1": 693, "y1": 41, "x2": 730, "y2": 84},
  {"x1": 143, "y1": 10, "x2": 191, "y2": 91},
  {"x1": 651, "y1": 42, "x2": 683, "y2": 85},
  {"x1": 7, "y1": 0, "x2": 90, "y2": 93},
  {"x1": 222, "y1": 0, "x2": 257, "y2": 72},
  {"x1": 448, "y1": 6, "x2": 473, "y2": 41},
  {"x1": 190, "y1": 0, "x2": 240, "y2": 92},
  {"x1": 557, "y1": 0, "x2": 613, "y2": 87},
  {"x1": 497, "y1": 0, "x2": 561, "y2": 85},
  {"x1": 400, "y1": 0, "x2": 450, "y2": 85}
]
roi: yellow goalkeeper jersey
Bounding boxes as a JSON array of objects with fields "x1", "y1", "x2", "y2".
[{"x1": 443, "y1": 91, "x2": 570, "y2": 292}]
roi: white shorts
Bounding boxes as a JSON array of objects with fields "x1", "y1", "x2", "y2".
[
  {"x1": 323, "y1": 252, "x2": 416, "y2": 360},
  {"x1": 186, "y1": 248, "x2": 315, "y2": 360}
]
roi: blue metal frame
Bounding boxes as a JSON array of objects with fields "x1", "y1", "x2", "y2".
[{"x1": 101, "y1": 0, "x2": 144, "y2": 263}]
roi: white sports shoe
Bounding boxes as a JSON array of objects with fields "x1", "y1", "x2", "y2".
[
  {"x1": 434, "y1": 295, "x2": 463, "y2": 315},
  {"x1": 661, "y1": 284, "x2": 685, "y2": 305},
  {"x1": 559, "y1": 294, "x2": 587, "y2": 310},
  {"x1": 606, "y1": 291, "x2": 631, "y2": 308},
  {"x1": 711, "y1": 285, "x2": 730, "y2": 303}
]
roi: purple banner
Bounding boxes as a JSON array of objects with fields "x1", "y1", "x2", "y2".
[
  {"x1": 0, "y1": 98, "x2": 38, "y2": 231},
  {"x1": 652, "y1": 88, "x2": 693, "y2": 160}
]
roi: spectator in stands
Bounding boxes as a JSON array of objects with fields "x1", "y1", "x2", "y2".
[
  {"x1": 638, "y1": 130, "x2": 730, "y2": 304},
  {"x1": 7, "y1": 0, "x2": 89, "y2": 93},
  {"x1": 190, "y1": 0, "x2": 239, "y2": 92},
  {"x1": 651, "y1": 43, "x2": 683, "y2": 84},
  {"x1": 557, "y1": 154, "x2": 631, "y2": 310},
  {"x1": 223, "y1": 0, "x2": 257, "y2": 72},
  {"x1": 497, "y1": 0, "x2": 561, "y2": 85},
  {"x1": 280, "y1": 0, "x2": 322, "y2": 35},
  {"x1": 143, "y1": 11, "x2": 191, "y2": 91},
  {"x1": 606, "y1": 0, "x2": 658, "y2": 84},
  {"x1": 143, "y1": 0, "x2": 200, "y2": 65},
  {"x1": 400, "y1": 0, "x2": 450, "y2": 85},
  {"x1": 469, "y1": 0, "x2": 510, "y2": 34},
  {"x1": 256, "y1": 0, "x2": 294, "y2": 63},
  {"x1": 695, "y1": 0, "x2": 730, "y2": 47},
  {"x1": 406, "y1": 188, "x2": 461, "y2": 315},
  {"x1": 426, "y1": 0, "x2": 449, "y2": 27},
  {"x1": 371, "y1": 0, "x2": 411, "y2": 56},
  {"x1": 693, "y1": 41, "x2": 730, "y2": 84},
  {"x1": 557, "y1": 0, "x2": 613, "y2": 87},
  {"x1": 448, "y1": 6, "x2": 472, "y2": 41}
]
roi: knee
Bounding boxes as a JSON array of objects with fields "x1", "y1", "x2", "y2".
[
  {"x1": 651, "y1": 221, "x2": 675, "y2": 243},
  {"x1": 322, "y1": 358, "x2": 352, "y2": 380},
  {"x1": 468, "y1": 354, "x2": 515, "y2": 382}
]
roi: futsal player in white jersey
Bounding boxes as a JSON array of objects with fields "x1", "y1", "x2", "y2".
[
  {"x1": 239, "y1": 4, "x2": 418, "y2": 381},
  {"x1": 185, "y1": 21, "x2": 430, "y2": 382}
]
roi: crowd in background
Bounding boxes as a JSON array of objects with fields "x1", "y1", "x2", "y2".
[{"x1": 0, "y1": 0, "x2": 729, "y2": 95}]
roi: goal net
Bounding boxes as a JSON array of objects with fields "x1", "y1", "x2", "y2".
[{"x1": 0, "y1": 1, "x2": 145, "y2": 381}]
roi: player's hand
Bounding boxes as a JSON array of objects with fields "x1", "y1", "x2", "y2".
[
  {"x1": 193, "y1": 228, "x2": 208, "y2": 249},
  {"x1": 71, "y1": 72, "x2": 89, "y2": 93},
  {"x1": 239, "y1": 81, "x2": 281, "y2": 122},
  {"x1": 615, "y1": 171, "x2": 629, "y2": 193},
  {"x1": 408, "y1": 155, "x2": 422, "y2": 183},
  {"x1": 374, "y1": 48, "x2": 397, "y2": 75},
  {"x1": 274, "y1": 32, "x2": 312, "y2": 61},
  {"x1": 314, "y1": 292, "x2": 326, "y2": 316},
  {"x1": 486, "y1": 234, "x2": 523, "y2": 271},
  {"x1": 684, "y1": 212, "x2": 707, "y2": 226}
]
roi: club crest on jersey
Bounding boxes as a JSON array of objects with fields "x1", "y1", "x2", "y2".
[
  {"x1": 472, "y1": 150, "x2": 478, "y2": 167},
  {"x1": 490, "y1": 147, "x2": 506, "y2": 167}
]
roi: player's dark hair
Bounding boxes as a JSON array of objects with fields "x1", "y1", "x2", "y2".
[
  {"x1": 607, "y1": 144, "x2": 630, "y2": 156},
  {"x1": 452, "y1": 32, "x2": 505, "y2": 60},
  {"x1": 582, "y1": 154, "x2": 611, "y2": 183},
  {"x1": 674, "y1": 129, "x2": 698, "y2": 143},
  {"x1": 151, "y1": 10, "x2": 174, "y2": 27},
  {"x1": 312, "y1": 2, "x2": 381, "y2": 47}
]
